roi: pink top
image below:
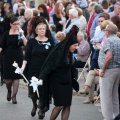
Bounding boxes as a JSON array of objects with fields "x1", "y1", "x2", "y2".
[{"x1": 101, "y1": 37, "x2": 107, "y2": 46}]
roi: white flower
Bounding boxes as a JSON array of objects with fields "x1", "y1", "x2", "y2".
[
  {"x1": 29, "y1": 76, "x2": 43, "y2": 92},
  {"x1": 12, "y1": 61, "x2": 18, "y2": 68},
  {"x1": 15, "y1": 67, "x2": 23, "y2": 74}
]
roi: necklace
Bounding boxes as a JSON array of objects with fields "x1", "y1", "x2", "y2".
[
  {"x1": 37, "y1": 40, "x2": 45, "y2": 45},
  {"x1": 36, "y1": 37, "x2": 47, "y2": 45},
  {"x1": 37, "y1": 40, "x2": 49, "y2": 49}
]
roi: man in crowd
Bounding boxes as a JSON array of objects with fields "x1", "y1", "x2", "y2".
[
  {"x1": 76, "y1": 0, "x2": 90, "y2": 22},
  {"x1": 22, "y1": 8, "x2": 33, "y2": 36},
  {"x1": 74, "y1": 31, "x2": 90, "y2": 68},
  {"x1": 109, "y1": 2, "x2": 120, "y2": 20},
  {"x1": 98, "y1": 23, "x2": 120, "y2": 120},
  {"x1": 63, "y1": 8, "x2": 80, "y2": 34}
]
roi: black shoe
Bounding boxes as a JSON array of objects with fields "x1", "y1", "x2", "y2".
[
  {"x1": 7, "y1": 92, "x2": 11, "y2": 101},
  {"x1": 12, "y1": 101, "x2": 17, "y2": 104},
  {"x1": 31, "y1": 105, "x2": 37, "y2": 117},
  {"x1": 38, "y1": 110, "x2": 45, "y2": 119},
  {"x1": 12, "y1": 96, "x2": 17, "y2": 104},
  {"x1": 7, "y1": 97, "x2": 11, "y2": 101}
]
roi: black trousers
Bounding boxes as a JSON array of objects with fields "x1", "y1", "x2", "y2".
[{"x1": 114, "y1": 114, "x2": 120, "y2": 120}]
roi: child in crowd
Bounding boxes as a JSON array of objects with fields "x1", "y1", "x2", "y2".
[{"x1": 55, "y1": 31, "x2": 66, "y2": 43}]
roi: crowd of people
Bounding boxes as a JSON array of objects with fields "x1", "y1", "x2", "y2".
[{"x1": 0, "y1": 0, "x2": 120, "y2": 120}]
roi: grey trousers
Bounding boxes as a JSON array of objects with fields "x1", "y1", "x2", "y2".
[{"x1": 100, "y1": 68, "x2": 120, "y2": 120}]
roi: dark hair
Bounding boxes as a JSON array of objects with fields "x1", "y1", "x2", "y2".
[
  {"x1": 101, "y1": 0, "x2": 109, "y2": 9},
  {"x1": 4, "y1": 11, "x2": 14, "y2": 31},
  {"x1": 99, "y1": 12, "x2": 110, "y2": 20},
  {"x1": 38, "y1": 4, "x2": 48, "y2": 13},
  {"x1": 53, "y1": 0, "x2": 57, "y2": 4},
  {"x1": 64, "y1": 2, "x2": 72, "y2": 8},
  {"x1": 19, "y1": 8, "x2": 25, "y2": 16},
  {"x1": 111, "y1": 16, "x2": 120, "y2": 31},
  {"x1": 33, "y1": 10, "x2": 38, "y2": 16},
  {"x1": 50, "y1": 24, "x2": 56, "y2": 32},
  {"x1": 29, "y1": 1, "x2": 35, "y2": 8},
  {"x1": 110, "y1": 0, "x2": 116, "y2": 4},
  {"x1": 10, "y1": 16, "x2": 18, "y2": 24},
  {"x1": 71, "y1": 0, "x2": 77, "y2": 4},
  {"x1": 94, "y1": 4, "x2": 103, "y2": 14},
  {"x1": 0, "y1": 4, "x2": 4, "y2": 16},
  {"x1": 29, "y1": 16, "x2": 48, "y2": 36}
]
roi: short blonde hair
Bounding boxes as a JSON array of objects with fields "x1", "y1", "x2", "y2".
[
  {"x1": 100, "y1": 20, "x2": 112, "y2": 30},
  {"x1": 55, "y1": 32, "x2": 66, "y2": 42},
  {"x1": 76, "y1": 8, "x2": 83, "y2": 16}
]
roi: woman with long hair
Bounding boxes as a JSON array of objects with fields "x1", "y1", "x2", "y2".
[{"x1": 53, "y1": 2, "x2": 66, "y2": 32}]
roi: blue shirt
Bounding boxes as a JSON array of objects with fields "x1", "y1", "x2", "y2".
[
  {"x1": 63, "y1": 18, "x2": 80, "y2": 34},
  {"x1": 90, "y1": 14, "x2": 100, "y2": 39},
  {"x1": 51, "y1": 32, "x2": 58, "y2": 45},
  {"x1": 76, "y1": 0, "x2": 87, "y2": 8}
]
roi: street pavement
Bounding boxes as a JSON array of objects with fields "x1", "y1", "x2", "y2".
[{"x1": 0, "y1": 77, "x2": 103, "y2": 120}]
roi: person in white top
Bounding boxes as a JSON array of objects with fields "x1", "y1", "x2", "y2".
[
  {"x1": 63, "y1": 8, "x2": 80, "y2": 34},
  {"x1": 76, "y1": 7, "x2": 87, "y2": 35},
  {"x1": 13, "y1": 0, "x2": 19, "y2": 15}
]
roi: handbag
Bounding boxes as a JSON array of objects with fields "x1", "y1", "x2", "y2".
[
  {"x1": 71, "y1": 66, "x2": 79, "y2": 92},
  {"x1": 72, "y1": 78, "x2": 79, "y2": 92}
]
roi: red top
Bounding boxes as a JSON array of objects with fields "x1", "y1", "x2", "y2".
[{"x1": 87, "y1": 14, "x2": 94, "y2": 38}]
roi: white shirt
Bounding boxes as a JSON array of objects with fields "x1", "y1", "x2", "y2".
[
  {"x1": 13, "y1": 3, "x2": 18, "y2": 15},
  {"x1": 79, "y1": 15, "x2": 87, "y2": 34},
  {"x1": 63, "y1": 18, "x2": 80, "y2": 34}
]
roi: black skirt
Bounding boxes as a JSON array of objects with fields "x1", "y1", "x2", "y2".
[{"x1": 51, "y1": 82, "x2": 72, "y2": 106}]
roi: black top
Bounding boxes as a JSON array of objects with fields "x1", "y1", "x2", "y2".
[
  {"x1": 39, "y1": 12, "x2": 49, "y2": 22},
  {"x1": 24, "y1": 38, "x2": 53, "y2": 80},
  {"x1": 0, "y1": 15, "x2": 4, "y2": 36},
  {"x1": 0, "y1": 30, "x2": 24, "y2": 79},
  {"x1": 21, "y1": 19, "x2": 30, "y2": 37},
  {"x1": 53, "y1": 14, "x2": 63, "y2": 32}
]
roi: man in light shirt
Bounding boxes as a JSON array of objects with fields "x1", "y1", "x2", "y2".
[
  {"x1": 76, "y1": 0, "x2": 87, "y2": 8},
  {"x1": 63, "y1": 8, "x2": 80, "y2": 34}
]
